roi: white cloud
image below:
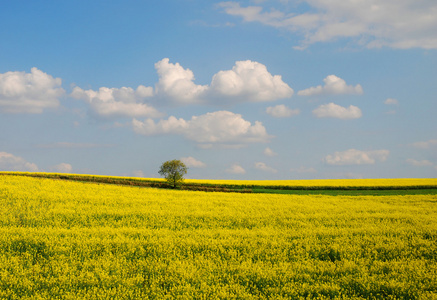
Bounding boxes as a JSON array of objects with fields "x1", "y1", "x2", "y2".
[
  {"x1": 255, "y1": 162, "x2": 277, "y2": 173},
  {"x1": 132, "y1": 110, "x2": 271, "y2": 147},
  {"x1": 325, "y1": 149, "x2": 389, "y2": 165},
  {"x1": 0, "y1": 68, "x2": 64, "y2": 114},
  {"x1": 155, "y1": 58, "x2": 293, "y2": 104},
  {"x1": 312, "y1": 103, "x2": 362, "y2": 119},
  {"x1": 72, "y1": 58, "x2": 293, "y2": 117},
  {"x1": 209, "y1": 60, "x2": 293, "y2": 102},
  {"x1": 71, "y1": 86, "x2": 161, "y2": 119},
  {"x1": 218, "y1": 1, "x2": 437, "y2": 49},
  {"x1": 0, "y1": 152, "x2": 39, "y2": 172},
  {"x1": 226, "y1": 164, "x2": 246, "y2": 174},
  {"x1": 298, "y1": 75, "x2": 363, "y2": 96},
  {"x1": 263, "y1": 147, "x2": 278, "y2": 157},
  {"x1": 384, "y1": 98, "x2": 398, "y2": 105},
  {"x1": 406, "y1": 159, "x2": 434, "y2": 167},
  {"x1": 180, "y1": 156, "x2": 206, "y2": 168},
  {"x1": 51, "y1": 163, "x2": 73, "y2": 173},
  {"x1": 266, "y1": 104, "x2": 300, "y2": 118},
  {"x1": 410, "y1": 139, "x2": 437, "y2": 149},
  {"x1": 154, "y1": 58, "x2": 208, "y2": 104},
  {"x1": 133, "y1": 116, "x2": 187, "y2": 136}
]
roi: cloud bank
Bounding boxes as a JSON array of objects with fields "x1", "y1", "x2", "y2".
[{"x1": 219, "y1": 0, "x2": 437, "y2": 49}]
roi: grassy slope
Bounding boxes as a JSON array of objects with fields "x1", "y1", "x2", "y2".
[{"x1": 0, "y1": 175, "x2": 436, "y2": 299}]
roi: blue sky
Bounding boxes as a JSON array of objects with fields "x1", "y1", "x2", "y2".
[{"x1": 1, "y1": 0, "x2": 436, "y2": 179}]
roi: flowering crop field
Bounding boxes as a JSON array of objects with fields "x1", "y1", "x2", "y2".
[{"x1": 0, "y1": 175, "x2": 436, "y2": 299}]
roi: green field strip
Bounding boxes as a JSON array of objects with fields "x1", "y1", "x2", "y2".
[{"x1": 1, "y1": 172, "x2": 436, "y2": 195}]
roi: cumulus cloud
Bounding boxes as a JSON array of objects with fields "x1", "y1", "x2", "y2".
[
  {"x1": 226, "y1": 164, "x2": 246, "y2": 174},
  {"x1": 325, "y1": 149, "x2": 389, "y2": 165},
  {"x1": 298, "y1": 75, "x2": 363, "y2": 96},
  {"x1": 180, "y1": 156, "x2": 206, "y2": 168},
  {"x1": 266, "y1": 104, "x2": 300, "y2": 118},
  {"x1": 406, "y1": 159, "x2": 434, "y2": 167},
  {"x1": 263, "y1": 147, "x2": 278, "y2": 157},
  {"x1": 218, "y1": 1, "x2": 437, "y2": 49},
  {"x1": 312, "y1": 103, "x2": 362, "y2": 119},
  {"x1": 51, "y1": 163, "x2": 73, "y2": 173},
  {"x1": 209, "y1": 60, "x2": 293, "y2": 102},
  {"x1": 132, "y1": 110, "x2": 270, "y2": 147},
  {"x1": 72, "y1": 58, "x2": 293, "y2": 118},
  {"x1": 71, "y1": 86, "x2": 161, "y2": 119},
  {"x1": 154, "y1": 58, "x2": 208, "y2": 104},
  {"x1": 155, "y1": 58, "x2": 293, "y2": 104},
  {"x1": 0, "y1": 152, "x2": 39, "y2": 172},
  {"x1": 255, "y1": 162, "x2": 277, "y2": 173},
  {"x1": 410, "y1": 139, "x2": 437, "y2": 149},
  {"x1": 0, "y1": 68, "x2": 64, "y2": 114}
]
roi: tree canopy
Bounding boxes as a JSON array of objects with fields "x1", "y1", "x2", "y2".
[{"x1": 158, "y1": 160, "x2": 188, "y2": 188}]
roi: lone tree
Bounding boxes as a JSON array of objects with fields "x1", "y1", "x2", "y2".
[{"x1": 158, "y1": 159, "x2": 188, "y2": 189}]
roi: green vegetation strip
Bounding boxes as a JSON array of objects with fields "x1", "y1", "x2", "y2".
[{"x1": 1, "y1": 172, "x2": 437, "y2": 195}]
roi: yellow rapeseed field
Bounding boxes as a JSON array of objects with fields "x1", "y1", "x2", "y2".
[{"x1": 0, "y1": 174, "x2": 436, "y2": 299}]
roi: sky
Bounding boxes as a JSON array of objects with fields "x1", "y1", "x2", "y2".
[{"x1": 0, "y1": 0, "x2": 436, "y2": 180}]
